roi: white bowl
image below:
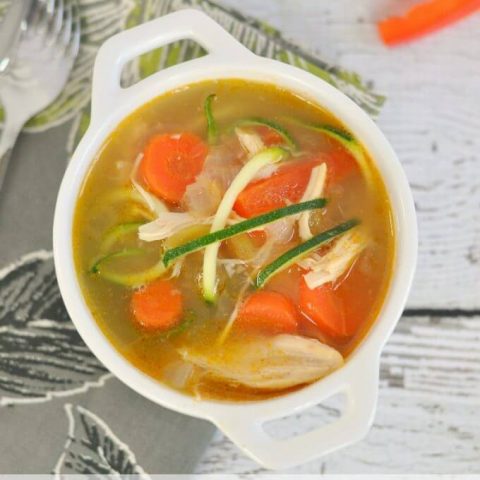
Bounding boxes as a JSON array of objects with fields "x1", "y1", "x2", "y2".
[{"x1": 53, "y1": 9, "x2": 417, "y2": 470}]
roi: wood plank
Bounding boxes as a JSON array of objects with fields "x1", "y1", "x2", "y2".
[
  {"x1": 195, "y1": 314, "x2": 480, "y2": 473},
  {"x1": 219, "y1": 0, "x2": 480, "y2": 309}
]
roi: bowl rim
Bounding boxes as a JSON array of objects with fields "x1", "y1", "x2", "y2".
[{"x1": 53, "y1": 9, "x2": 417, "y2": 469}]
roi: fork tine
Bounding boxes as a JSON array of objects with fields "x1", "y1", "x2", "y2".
[
  {"x1": 25, "y1": 0, "x2": 45, "y2": 32},
  {"x1": 60, "y1": 0, "x2": 73, "y2": 46},
  {"x1": 2, "y1": 0, "x2": 80, "y2": 73},
  {"x1": 27, "y1": 0, "x2": 55, "y2": 42},
  {"x1": 0, "y1": 0, "x2": 33, "y2": 72},
  {"x1": 42, "y1": 0, "x2": 64, "y2": 47},
  {"x1": 67, "y1": 1, "x2": 81, "y2": 59},
  {"x1": 50, "y1": 0, "x2": 65, "y2": 37}
]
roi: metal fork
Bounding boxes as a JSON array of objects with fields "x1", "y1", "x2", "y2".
[{"x1": 0, "y1": 0, "x2": 80, "y2": 191}]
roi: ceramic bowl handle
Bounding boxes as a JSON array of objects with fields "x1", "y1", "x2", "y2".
[
  {"x1": 91, "y1": 9, "x2": 253, "y2": 122},
  {"x1": 216, "y1": 359, "x2": 380, "y2": 470}
]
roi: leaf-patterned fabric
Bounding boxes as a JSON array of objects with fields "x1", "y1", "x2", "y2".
[
  {"x1": 54, "y1": 404, "x2": 150, "y2": 477},
  {"x1": 0, "y1": 253, "x2": 110, "y2": 406}
]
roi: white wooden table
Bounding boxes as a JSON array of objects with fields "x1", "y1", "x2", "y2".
[{"x1": 195, "y1": 0, "x2": 480, "y2": 474}]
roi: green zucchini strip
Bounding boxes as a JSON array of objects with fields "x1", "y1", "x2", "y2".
[
  {"x1": 163, "y1": 198, "x2": 327, "y2": 267},
  {"x1": 291, "y1": 120, "x2": 373, "y2": 188},
  {"x1": 204, "y1": 93, "x2": 218, "y2": 144},
  {"x1": 101, "y1": 222, "x2": 145, "y2": 252},
  {"x1": 256, "y1": 219, "x2": 360, "y2": 288},
  {"x1": 237, "y1": 117, "x2": 298, "y2": 151},
  {"x1": 311, "y1": 124, "x2": 354, "y2": 142},
  {"x1": 202, "y1": 146, "x2": 288, "y2": 303},
  {"x1": 90, "y1": 248, "x2": 166, "y2": 287},
  {"x1": 163, "y1": 312, "x2": 195, "y2": 339}
]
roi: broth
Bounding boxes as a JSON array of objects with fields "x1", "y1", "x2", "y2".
[{"x1": 73, "y1": 79, "x2": 394, "y2": 401}]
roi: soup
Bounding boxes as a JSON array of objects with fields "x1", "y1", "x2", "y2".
[{"x1": 73, "y1": 79, "x2": 394, "y2": 401}]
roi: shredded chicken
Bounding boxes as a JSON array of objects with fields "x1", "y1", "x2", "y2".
[
  {"x1": 298, "y1": 228, "x2": 368, "y2": 289},
  {"x1": 235, "y1": 127, "x2": 265, "y2": 157},
  {"x1": 298, "y1": 164, "x2": 327, "y2": 240},
  {"x1": 138, "y1": 213, "x2": 212, "y2": 242},
  {"x1": 167, "y1": 258, "x2": 184, "y2": 279},
  {"x1": 180, "y1": 334, "x2": 343, "y2": 390}
]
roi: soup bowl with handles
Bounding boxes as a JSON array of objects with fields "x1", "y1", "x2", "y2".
[{"x1": 53, "y1": 9, "x2": 417, "y2": 470}]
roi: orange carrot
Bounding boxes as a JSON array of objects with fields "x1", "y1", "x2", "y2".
[
  {"x1": 233, "y1": 159, "x2": 320, "y2": 218},
  {"x1": 140, "y1": 133, "x2": 207, "y2": 203},
  {"x1": 299, "y1": 278, "x2": 350, "y2": 339},
  {"x1": 131, "y1": 279, "x2": 183, "y2": 331},
  {"x1": 236, "y1": 291, "x2": 299, "y2": 335},
  {"x1": 378, "y1": 0, "x2": 480, "y2": 46}
]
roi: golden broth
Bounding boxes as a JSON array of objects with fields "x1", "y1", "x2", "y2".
[{"x1": 73, "y1": 79, "x2": 394, "y2": 401}]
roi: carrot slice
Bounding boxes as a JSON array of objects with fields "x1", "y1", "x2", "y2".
[
  {"x1": 299, "y1": 278, "x2": 350, "y2": 339},
  {"x1": 233, "y1": 149, "x2": 357, "y2": 218},
  {"x1": 131, "y1": 279, "x2": 183, "y2": 331},
  {"x1": 378, "y1": 0, "x2": 480, "y2": 46},
  {"x1": 233, "y1": 159, "x2": 320, "y2": 218},
  {"x1": 321, "y1": 148, "x2": 359, "y2": 185},
  {"x1": 140, "y1": 133, "x2": 208, "y2": 203},
  {"x1": 236, "y1": 291, "x2": 299, "y2": 335}
]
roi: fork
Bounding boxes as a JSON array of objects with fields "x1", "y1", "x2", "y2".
[
  {"x1": 0, "y1": 0, "x2": 32, "y2": 73},
  {"x1": 0, "y1": 0, "x2": 80, "y2": 191}
]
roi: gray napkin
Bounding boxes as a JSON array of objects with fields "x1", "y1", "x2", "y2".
[{"x1": 0, "y1": 0, "x2": 383, "y2": 474}]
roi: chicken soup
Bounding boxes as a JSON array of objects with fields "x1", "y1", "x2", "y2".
[{"x1": 73, "y1": 79, "x2": 394, "y2": 401}]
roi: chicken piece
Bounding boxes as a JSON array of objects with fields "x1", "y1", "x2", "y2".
[
  {"x1": 180, "y1": 334, "x2": 343, "y2": 390},
  {"x1": 299, "y1": 227, "x2": 368, "y2": 289}
]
